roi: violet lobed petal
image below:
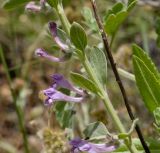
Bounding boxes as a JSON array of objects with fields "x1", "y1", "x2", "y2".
[
  {"x1": 48, "y1": 22, "x2": 69, "y2": 51},
  {"x1": 70, "y1": 138, "x2": 116, "y2": 153},
  {"x1": 51, "y1": 74, "x2": 85, "y2": 96},
  {"x1": 25, "y1": 1, "x2": 41, "y2": 12},
  {"x1": 43, "y1": 87, "x2": 83, "y2": 106},
  {"x1": 35, "y1": 48, "x2": 66, "y2": 62}
]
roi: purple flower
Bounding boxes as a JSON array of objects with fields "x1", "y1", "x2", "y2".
[
  {"x1": 51, "y1": 74, "x2": 85, "y2": 96},
  {"x1": 25, "y1": 0, "x2": 46, "y2": 12},
  {"x1": 48, "y1": 22, "x2": 69, "y2": 51},
  {"x1": 25, "y1": 1, "x2": 41, "y2": 12},
  {"x1": 35, "y1": 48, "x2": 69, "y2": 62},
  {"x1": 39, "y1": 74, "x2": 85, "y2": 106},
  {"x1": 70, "y1": 138, "x2": 116, "y2": 153},
  {"x1": 43, "y1": 87, "x2": 83, "y2": 106}
]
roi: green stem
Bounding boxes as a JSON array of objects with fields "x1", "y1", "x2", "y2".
[
  {"x1": 57, "y1": 3, "x2": 71, "y2": 36},
  {"x1": 83, "y1": 57, "x2": 138, "y2": 153},
  {"x1": 55, "y1": 4, "x2": 139, "y2": 153},
  {"x1": 110, "y1": 32, "x2": 116, "y2": 48},
  {"x1": 118, "y1": 68, "x2": 135, "y2": 82},
  {"x1": 83, "y1": 57, "x2": 126, "y2": 132},
  {"x1": 0, "y1": 47, "x2": 30, "y2": 153},
  {"x1": 140, "y1": 20, "x2": 149, "y2": 54}
]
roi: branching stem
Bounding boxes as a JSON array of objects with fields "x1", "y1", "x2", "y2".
[{"x1": 89, "y1": 0, "x2": 150, "y2": 153}]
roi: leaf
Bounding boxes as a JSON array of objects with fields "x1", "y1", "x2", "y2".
[
  {"x1": 104, "y1": 1, "x2": 136, "y2": 36},
  {"x1": 70, "y1": 72, "x2": 99, "y2": 94},
  {"x1": 133, "y1": 56, "x2": 160, "y2": 112},
  {"x1": 89, "y1": 47, "x2": 107, "y2": 87},
  {"x1": 104, "y1": 11, "x2": 127, "y2": 35},
  {"x1": 154, "y1": 107, "x2": 160, "y2": 126},
  {"x1": 127, "y1": 0, "x2": 137, "y2": 11},
  {"x1": 110, "y1": 2, "x2": 124, "y2": 14},
  {"x1": 83, "y1": 122, "x2": 109, "y2": 140},
  {"x1": 70, "y1": 22, "x2": 87, "y2": 51},
  {"x1": 55, "y1": 102, "x2": 75, "y2": 128},
  {"x1": 2, "y1": 0, "x2": 30, "y2": 10},
  {"x1": 81, "y1": 7, "x2": 98, "y2": 32},
  {"x1": 132, "y1": 44, "x2": 160, "y2": 80},
  {"x1": 105, "y1": 2, "x2": 124, "y2": 19}
]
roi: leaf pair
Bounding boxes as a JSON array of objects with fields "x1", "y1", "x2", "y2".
[
  {"x1": 70, "y1": 22, "x2": 107, "y2": 94},
  {"x1": 70, "y1": 46, "x2": 108, "y2": 95},
  {"x1": 104, "y1": 1, "x2": 137, "y2": 36}
]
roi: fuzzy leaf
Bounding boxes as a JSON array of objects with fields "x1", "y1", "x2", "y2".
[
  {"x1": 55, "y1": 102, "x2": 75, "y2": 128},
  {"x1": 70, "y1": 22, "x2": 87, "y2": 51},
  {"x1": 81, "y1": 7, "x2": 98, "y2": 32},
  {"x1": 83, "y1": 122, "x2": 109, "y2": 140},
  {"x1": 90, "y1": 47, "x2": 107, "y2": 87},
  {"x1": 70, "y1": 72, "x2": 99, "y2": 94},
  {"x1": 133, "y1": 56, "x2": 160, "y2": 112}
]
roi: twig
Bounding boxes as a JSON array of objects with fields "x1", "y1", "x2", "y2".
[{"x1": 90, "y1": 0, "x2": 151, "y2": 153}]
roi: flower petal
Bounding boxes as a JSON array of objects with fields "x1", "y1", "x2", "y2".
[
  {"x1": 51, "y1": 74, "x2": 85, "y2": 96},
  {"x1": 48, "y1": 22, "x2": 69, "y2": 51},
  {"x1": 43, "y1": 87, "x2": 83, "y2": 106},
  {"x1": 70, "y1": 138, "x2": 116, "y2": 153},
  {"x1": 25, "y1": 1, "x2": 41, "y2": 12},
  {"x1": 35, "y1": 48, "x2": 67, "y2": 62}
]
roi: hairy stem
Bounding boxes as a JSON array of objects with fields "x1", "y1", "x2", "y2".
[
  {"x1": 83, "y1": 57, "x2": 138, "y2": 153},
  {"x1": 90, "y1": 0, "x2": 150, "y2": 153},
  {"x1": 55, "y1": 2, "x2": 139, "y2": 153},
  {"x1": 0, "y1": 47, "x2": 30, "y2": 153},
  {"x1": 57, "y1": 3, "x2": 71, "y2": 36}
]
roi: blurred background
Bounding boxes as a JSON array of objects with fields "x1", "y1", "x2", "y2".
[{"x1": 0, "y1": 0, "x2": 160, "y2": 152}]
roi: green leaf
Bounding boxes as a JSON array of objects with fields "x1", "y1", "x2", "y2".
[
  {"x1": 55, "y1": 102, "x2": 75, "y2": 128},
  {"x1": 127, "y1": 0, "x2": 137, "y2": 12},
  {"x1": 81, "y1": 7, "x2": 98, "y2": 32},
  {"x1": 111, "y1": 2, "x2": 124, "y2": 14},
  {"x1": 105, "y1": 2, "x2": 124, "y2": 19},
  {"x1": 154, "y1": 107, "x2": 160, "y2": 126},
  {"x1": 2, "y1": 0, "x2": 30, "y2": 10},
  {"x1": 104, "y1": 1, "x2": 136, "y2": 36},
  {"x1": 132, "y1": 44, "x2": 160, "y2": 80},
  {"x1": 83, "y1": 122, "x2": 109, "y2": 140},
  {"x1": 133, "y1": 56, "x2": 160, "y2": 112},
  {"x1": 104, "y1": 11, "x2": 127, "y2": 35},
  {"x1": 70, "y1": 72, "x2": 99, "y2": 94},
  {"x1": 70, "y1": 22, "x2": 87, "y2": 51},
  {"x1": 89, "y1": 47, "x2": 107, "y2": 87}
]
